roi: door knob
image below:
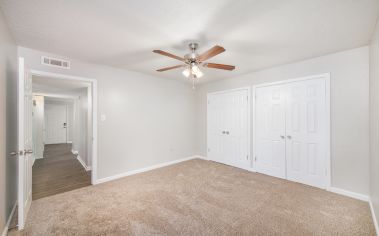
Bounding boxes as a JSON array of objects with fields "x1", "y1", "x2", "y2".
[
  {"x1": 225, "y1": 131, "x2": 230, "y2": 135},
  {"x1": 9, "y1": 151, "x2": 18, "y2": 156},
  {"x1": 287, "y1": 135, "x2": 292, "y2": 139},
  {"x1": 24, "y1": 150, "x2": 33, "y2": 154},
  {"x1": 280, "y1": 135, "x2": 285, "y2": 139},
  {"x1": 222, "y1": 131, "x2": 226, "y2": 134}
]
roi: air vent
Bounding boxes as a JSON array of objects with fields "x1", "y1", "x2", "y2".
[{"x1": 41, "y1": 56, "x2": 70, "y2": 69}]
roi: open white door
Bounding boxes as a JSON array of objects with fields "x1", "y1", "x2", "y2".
[{"x1": 18, "y1": 57, "x2": 33, "y2": 230}]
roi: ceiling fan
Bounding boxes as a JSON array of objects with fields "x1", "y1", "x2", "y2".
[{"x1": 153, "y1": 43, "x2": 235, "y2": 87}]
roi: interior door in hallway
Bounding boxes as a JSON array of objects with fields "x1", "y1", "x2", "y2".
[{"x1": 45, "y1": 103, "x2": 67, "y2": 144}]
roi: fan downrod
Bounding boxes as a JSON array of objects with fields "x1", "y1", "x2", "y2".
[{"x1": 188, "y1": 43, "x2": 198, "y2": 51}]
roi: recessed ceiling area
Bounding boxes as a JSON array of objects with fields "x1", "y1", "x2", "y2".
[
  {"x1": 44, "y1": 96, "x2": 74, "y2": 104},
  {"x1": 1, "y1": 0, "x2": 379, "y2": 83}
]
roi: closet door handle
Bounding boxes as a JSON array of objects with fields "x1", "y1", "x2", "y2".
[
  {"x1": 287, "y1": 135, "x2": 292, "y2": 139},
  {"x1": 280, "y1": 135, "x2": 285, "y2": 139},
  {"x1": 225, "y1": 131, "x2": 230, "y2": 135},
  {"x1": 222, "y1": 131, "x2": 226, "y2": 134}
]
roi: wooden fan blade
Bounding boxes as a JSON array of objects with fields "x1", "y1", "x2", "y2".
[
  {"x1": 156, "y1": 65, "x2": 184, "y2": 72},
  {"x1": 203, "y1": 63, "x2": 235, "y2": 71},
  {"x1": 153, "y1": 50, "x2": 185, "y2": 62},
  {"x1": 197, "y1": 45, "x2": 225, "y2": 62}
]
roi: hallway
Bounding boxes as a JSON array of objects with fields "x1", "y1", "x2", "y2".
[{"x1": 32, "y1": 144, "x2": 91, "y2": 200}]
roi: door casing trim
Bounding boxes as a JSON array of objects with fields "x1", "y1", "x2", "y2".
[{"x1": 29, "y1": 69, "x2": 98, "y2": 185}]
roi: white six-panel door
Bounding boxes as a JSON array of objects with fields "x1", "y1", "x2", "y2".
[
  {"x1": 285, "y1": 78, "x2": 327, "y2": 188},
  {"x1": 45, "y1": 104, "x2": 67, "y2": 144},
  {"x1": 208, "y1": 88, "x2": 250, "y2": 170},
  {"x1": 255, "y1": 85, "x2": 286, "y2": 178},
  {"x1": 18, "y1": 57, "x2": 33, "y2": 229},
  {"x1": 254, "y1": 75, "x2": 329, "y2": 189}
]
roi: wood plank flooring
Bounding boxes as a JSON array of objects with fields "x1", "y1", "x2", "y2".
[{"x1": 32, "y1": 143, "x2": 91, "y2": 200}]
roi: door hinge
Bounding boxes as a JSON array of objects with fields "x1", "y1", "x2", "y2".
[
  {"x1": 246, "y1": 155, "x2": 249, "y2": 160},
  {"x1": 207, "y1": 148, "x2": 210, "y2": 152},
  {"x1": 255, "y1": 156, "x2": 257, "y2": 161}
]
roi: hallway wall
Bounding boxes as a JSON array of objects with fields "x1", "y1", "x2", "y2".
[
  {"x1": 32, "y1": 95, "x2": 44, "y2": 159},
  {"x1": 72, "y1": 88, "x2": 91, "y2": 168}
]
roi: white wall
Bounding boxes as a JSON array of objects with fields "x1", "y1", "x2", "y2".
[
  {"x1": 19, "y1": 47, "x2": 196, "y2": 180},
  {"x1": 0, "y1": 9, "x2": 17, "y2": 235},
  {"x1": 87, "y1": 86, "x2": 92, "y2": 167},
  {"x1": 369, "y1": 18, "x2": 379, "y2": 227},
  {"x1": 73, "y1": 88, "x2": 90, "y2": 167},
  {"x1": 196, "y1": 46, "x2": 370, "y2": 195},
  {"x1": 32, "y1": 95, "x2": 44, "y2": 159},
  {"x1": 67, "y1": 103, "x2": 74, "y2": 142}
]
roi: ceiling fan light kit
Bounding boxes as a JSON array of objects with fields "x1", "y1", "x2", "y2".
[{"x1": 153, "y1": 43, "x2": 235, "y2": 88}]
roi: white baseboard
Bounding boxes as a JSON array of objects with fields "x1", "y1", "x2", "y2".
[
  {"x1": 193, "y1": 155, "x2": 207, "y2": 160},
  {"x1": 369, "y1": 199, "x2": 379, "y2": 235},
  {"x1": 95, "y1": 156, "x2": 202, "y2": 185},
  {"x1": 327, "y1": 187, "x2": 369, "y2": 202},
  {"x1": 71, "y1": 149, "x2": 78, "y2": 155},
  {"x1": 67, "y1": 141, "x2": 73, "y2": 144},
  {"x1": 1, "y1": 202, "x2": 17, "y2": 236},
  {"x1": 77, "y1": 155, "x2": 91, "y2": 171}
]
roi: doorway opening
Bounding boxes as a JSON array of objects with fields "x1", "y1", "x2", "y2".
[{"x1": 30, "y1": 72, "x2": 96, "y2": 200}]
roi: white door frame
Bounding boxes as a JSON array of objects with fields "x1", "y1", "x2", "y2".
[
  {"x1": 29, "y1": 69, "x2": 98, "y2": 185},
  {"x1": 207, "y1": 87, "x2": 252, "y2": 170},
  {"x1": 252, "y1": 73, "x2": 331, "y2": 189}
]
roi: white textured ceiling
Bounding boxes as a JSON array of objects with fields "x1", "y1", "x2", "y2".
[{"x1": 1, "y1": 0, "x2": 379, "y2": 83}]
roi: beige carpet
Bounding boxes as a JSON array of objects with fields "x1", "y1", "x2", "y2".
[{"x1": 9, "y1": 159, "x2": 375, "y2": 235}]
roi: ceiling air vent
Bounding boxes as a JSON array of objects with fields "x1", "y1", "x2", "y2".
[{"x1": 41, "y1": 56, "x2": 70, "y2": 69}]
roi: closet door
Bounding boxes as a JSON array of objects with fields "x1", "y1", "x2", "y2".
[
  {"x1": 207, "y1": 89, "x2": 250, "y2": 169},
  {"x1": 223, "y1": 89, "x2": 249, "y2": 169},
  {"x1": 285, "y1": 78, "x2": 327, "y2": 188},
  {"x1": 255, "y1": 85, "x2": 286, "y2": 179},
  {"x1": 208, "y1": 93, "x2": 228, "y2": 164}
]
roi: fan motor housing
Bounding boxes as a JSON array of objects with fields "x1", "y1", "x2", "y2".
[{"x1": 184, "y1": 43, "x2": 199, "y2": 63}]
